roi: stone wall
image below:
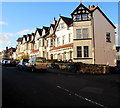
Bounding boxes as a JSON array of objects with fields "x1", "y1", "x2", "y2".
[{"x1": 48, "y1": 62, "x2": 110, "y2": 74}]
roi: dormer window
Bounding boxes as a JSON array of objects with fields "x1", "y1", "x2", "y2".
[
  {"x1": 74, "y1": 14, "x2": 89, "y2": 21},
  {"x1": 82, "y1": 14, "x2": 88, "y2": 20},
  {"x1": 57, "y1": 23, "x2": 65, "y2": 31},
  {"x1": 76, "y1": 15, "x2": 81, "y2": 21},
  {"x1": 61, "y1": 23, "x2": 65, "y2": 29}
]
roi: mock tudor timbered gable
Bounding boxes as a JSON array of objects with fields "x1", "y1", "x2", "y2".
[{"x1": 71, "y1": 3, "x2": 91, "y2": 21}]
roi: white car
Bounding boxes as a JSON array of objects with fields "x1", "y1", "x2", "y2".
[{"x1": 26, "y1": 57, "x2": 48, "y2": 72}]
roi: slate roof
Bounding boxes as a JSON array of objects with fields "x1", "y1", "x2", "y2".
[
  {"x1": 43, "y1": 26, "x2": 49, "y2": 33},
  {"x1": 17, "y1": 37, "x2": 23, "y2": 42},
  {"x1": 60, "y1": 16, "x2": 73, "y2": 26},
  {"x1": 23, "y1": 35, "x2": 27, "y2": 41},
  {"x1": 37, "y1": 28, "x2": 42, "y2": 36},
  {"x1": 51, "y1": 24, "x2": 55, "y2": 29}
]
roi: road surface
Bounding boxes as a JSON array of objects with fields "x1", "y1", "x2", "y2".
[{"x1": 2, "y1": 66, "x2": 120, "y2": 107}]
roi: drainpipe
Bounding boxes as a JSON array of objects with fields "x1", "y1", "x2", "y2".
[{"x1": 91, "y1": 16, "x2": 95, "y2": 64}]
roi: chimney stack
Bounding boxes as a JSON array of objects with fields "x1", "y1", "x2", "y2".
[{"x1": 53, "y1": 17, "x2": 57, "y2": 25}]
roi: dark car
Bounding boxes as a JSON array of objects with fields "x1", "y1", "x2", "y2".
[
  {"x1": 16, "y1": 59, "x2": 29, "y2": 70},
  {"x1": 110, "y1": 66, "x2": 120, "y2": 74}
]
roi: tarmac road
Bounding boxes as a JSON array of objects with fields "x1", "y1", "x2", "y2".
[{"x1": 2, "y1": 66, "x2": 120, "y2": 107}]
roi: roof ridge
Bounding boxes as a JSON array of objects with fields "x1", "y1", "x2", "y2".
[{"x1": 60, "y1": 15, "x2": 72, "y2": 19}]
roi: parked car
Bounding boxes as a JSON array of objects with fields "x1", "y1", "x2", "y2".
[
  {"x1": 6, "y1": 60, "x2": 17, "y2": 66},
  {"x1": 110, "y1": 66, "x2": 120, "y2": 74},
  {"x1": 2, "y1": 59, "x2": 9, "y2": 65},
  {"x1": 26, "y1": 57, "x2": 47, "y2": 72},
  {"x1": 0, "y1": 59, "x2": 3, "y2": 65},
  {"x1": 16, "y1": 59, "x2": 29, "y2": 70}
]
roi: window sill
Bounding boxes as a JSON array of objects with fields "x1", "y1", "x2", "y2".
[
  {"x1": 106, "y1": 41, "x2": 111, "y2": 43},
  {"x1": 73, "y1": 20, "x2": 90, "y2": 22},
  {"x1": 74, "y1": 58, "x2": 92, "y2": 60},
  {"x1": 74, "y1": 38, "x2": 92, "y2": 40}
]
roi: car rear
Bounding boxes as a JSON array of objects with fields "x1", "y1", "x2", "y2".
[{"x1": 34, "y1": 57, "x2": 47, "y2": 71}]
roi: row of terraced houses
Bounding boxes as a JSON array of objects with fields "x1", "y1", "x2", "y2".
[{"x1": 7, "y1": 3, "x2": 117, "y2": 66}]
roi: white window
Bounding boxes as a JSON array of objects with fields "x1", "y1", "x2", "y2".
[
  {"x1": 51, "y1": 39, "x2": 53, "y2": 46},
  {"x1": 62, "y1": 35, "x2": 65, "y2": 45},
  {"x1": 69, "y1": 33, "x2": 72, "y2": 43},
  {"x1": 82, "y1": 14, "x2": 88, "y2": 20},
  {"x1": 76, "y1": 28, "x2": 89, "y2": 39},
  {"x1": 61, "y1": 23, "x2": 64, "y2": 29},
  {"x1": 57, "y1": 37, "x2": 60, "y2": 46},
  {"x1": 35, "y1": 44, "x2": 37, "y2": 49},
  {"x1": 76, "y1": 29, "x2": 82, "y2": 39},
  {"x1": 39, "y1": 40, "x2": 41, "y2": 47},
  {"x1": 70, "y1": 51, "x2": 72, "y2": 59},
  {"x1": 57, "y1": 25, "x2": 60, "y2": 30},
  {"x1": 57, "y1": 23, "x2": 65, "y2": 30},
  {"x1": 84, "y1": 46, "x2": 89, "y2": 57},
  {"x1": 83, "y1": 28, "x2": 89, "y2": 38},
  {"x1": 76, "y1": 15, "x2": 81, "y2": 21},
  {"x1": 77, "y1": 46, "x2": 82, "y2": 57},
  {"x1": 42, "y1": 39, "x2": 44, "y2": 47},
  {"x1": 47, "y1": 40, "x2": 49, "y2": 47}
]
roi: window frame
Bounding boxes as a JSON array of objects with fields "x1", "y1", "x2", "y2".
[
  {"x1": 106, "y1": 32, "x2": 111, "y2": 42},
  {"x1": 77, "y1": 46, "x2": 82, "y2": 57},
  {"x1": 82, "y1": 28, "x2": 89, "y2": 38},
  {"x1": 76, "y1": 29, "x2": 82, "y2": 39},
  {"x1": 76, "y1": 28, "x2": 89, "y2": 39},
  {"x1": 82, "y1": 14, "x2": 88, "y2": 20},
  {"x1": 62, "y1": 35, "x2": 65, "y2": 45},
  {"x1": 84, "y1": 46, "x2": 89, "y2": 57},
  {"x1": 76, "y1": 15, "x2": 81, "y2": 21},
  {"x1": 57, "y1": 37, "x2": 60, "y2": 46},
  {"x1": 69, "y1": 33, "x2": 72, "y2": 43}
]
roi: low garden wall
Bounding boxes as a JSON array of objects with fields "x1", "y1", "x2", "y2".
[{"x1": 48, "y1": 62, "x2": 110, "y2": 74}]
